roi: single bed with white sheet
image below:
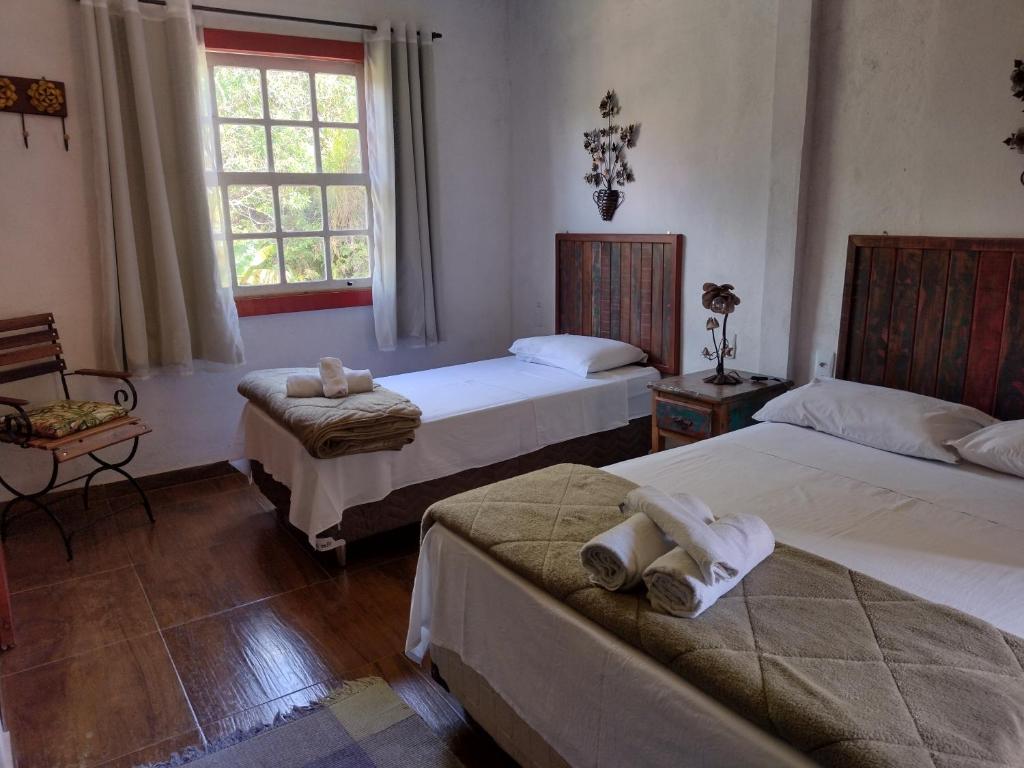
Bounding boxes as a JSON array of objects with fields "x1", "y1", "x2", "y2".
[
  {"x1": 242, "y1": 356, "x2": 660, "y2": 547},
  {"x1": 239, "y1": 233, "x2": 683, "y2": 556},
  {"x1": 406, "y1": 235, "x2": 1024, "y2": 767}
]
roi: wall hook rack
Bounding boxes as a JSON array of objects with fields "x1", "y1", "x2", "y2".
[{"x1": 0, "y1": 75, "x2": 69, "y2": 151}]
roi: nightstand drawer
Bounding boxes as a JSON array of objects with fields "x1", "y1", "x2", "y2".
[{"x1": 654, "y1": 399, "x2": 712, "y2": 439}]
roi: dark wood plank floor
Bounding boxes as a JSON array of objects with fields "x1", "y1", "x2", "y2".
[{"x1": 0, "y1": 471, "x2": 515, "y2": 768}]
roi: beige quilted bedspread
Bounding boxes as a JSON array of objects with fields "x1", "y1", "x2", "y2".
[
  {"x1": 422, "y1": 463, "x2": 1024, "y2": 768},
  {"x1": 238, "y1": 369, "x2": 421, "y2": 459}
]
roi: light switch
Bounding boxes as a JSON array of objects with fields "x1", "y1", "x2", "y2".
[{"x1": 813, "y1": 350, "x2": 835, "y2": 378}]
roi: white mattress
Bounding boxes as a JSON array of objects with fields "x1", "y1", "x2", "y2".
[
  {"x1": 407, "y1": 422, "x2": 1024, "y2": 766},
  {"x1": 239, "y1": 356, "x2": 659, "y2": 546}
]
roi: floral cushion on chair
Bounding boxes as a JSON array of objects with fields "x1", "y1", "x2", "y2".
[{"x1": 26, "y1": 400, "x2": 127, "y2": 439}]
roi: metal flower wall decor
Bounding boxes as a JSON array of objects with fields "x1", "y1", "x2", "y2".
[
  {"x1": 583, "y1": 90, "x2": 640, "y2": 221},
  {"x1": 1004, "y1": 60, "x2": 1024, "y2": 186},
  {"x1": 700, "y1": 283, "x2": 743, "y2": 385}
]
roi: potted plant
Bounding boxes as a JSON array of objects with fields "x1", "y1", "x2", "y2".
[{"x1": 583, "y1": 90, "x2": 639, "y2": 221}]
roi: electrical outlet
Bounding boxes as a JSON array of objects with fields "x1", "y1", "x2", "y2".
[{"x1": 813, "y1": 350, "x2": 835, "y2": 378}]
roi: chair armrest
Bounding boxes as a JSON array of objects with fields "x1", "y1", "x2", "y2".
[
  {"x1": 66, "y1": 369, "x2": 139, "y2": 412},
  {"x1": 0, "y1": 397, "x2": 31, "y2": 446},
  {"x1": 68, "y1": 368, "x2": 133, "y2": 380}
]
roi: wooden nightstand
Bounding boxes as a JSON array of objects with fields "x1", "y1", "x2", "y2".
[{"x1": 649, "y1": 370, "x2": 793, "y2": 452}]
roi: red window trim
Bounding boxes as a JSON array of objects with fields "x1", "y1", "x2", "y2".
[
  {"x1": 204, "y1": 28, "x2": 364, "y2": 62},
  {"x1": 235, "y1": 288, "x2": 372, "y2": 318}
]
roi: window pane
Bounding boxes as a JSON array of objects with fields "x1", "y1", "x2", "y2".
[
  {"x1": 233, "y1": 239, "x2": 280, "y2": 286},
  {"x1": 330, "y1": 235, "x2": 370, "y2": 279},
  {"x1": 279, "y1": 185, "x2": 323, "y2": 232},
  {"x1": 284, "y1": 237, "x2": 326, "y2": 283},
  {"x1": 213, "y1": 238, "x2": 232, "y2": 289},
  {"x1": 320, "y1": 128, "x2": 361, "y2": 173},
  {"x1": 326, "y1": 185, "x2": 367, "y2": 230},
  {"x1": 214, "y1": 66, "x2": 263, "y2": 118},
  {"x1": 271, "y1": 126, "x2": 316, "y2": 173},
  {"x1": 219, "y1": 124, "x2": 268, "y2": 172},
  {"x1": 315, "y1": 73, "x2": 358, "y2": 122},
  {"x1": 227, "y1": 185, "x2": 275, "y2": 234},
  {"x1": 266, "y1": 70, "x2": 311, "y2": 120},
  {"x1": 207, "y1": 186, "x2": 224, "y2": 234}
]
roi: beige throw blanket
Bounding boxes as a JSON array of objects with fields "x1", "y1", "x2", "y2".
[
  {"x1": 238, "y1": 368, "x2": 421, "y2": 459},
  {"x1": 423, "y1": 463, "x2": 1024, "y2": 768}
]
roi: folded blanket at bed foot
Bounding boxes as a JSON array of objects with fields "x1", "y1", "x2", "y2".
[
  {"x1": 238, "y1": 368, "x2": 422, "y2": 459},
  {"x1": 422, "y1": 463, "x2": 1024, "y2": 768}
]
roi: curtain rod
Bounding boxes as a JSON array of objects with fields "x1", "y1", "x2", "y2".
[{"x1": 79, "y1": 0, "x2": 443, "y2": 39}]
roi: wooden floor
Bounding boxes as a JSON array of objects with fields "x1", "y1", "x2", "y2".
[{"x1": 0, "y1": 470, "x2": 515, "y2": 768}]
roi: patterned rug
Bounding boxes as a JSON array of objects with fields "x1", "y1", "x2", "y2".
[{"x1": 140, "y1": 677, "x2": 463, "y2": 767}]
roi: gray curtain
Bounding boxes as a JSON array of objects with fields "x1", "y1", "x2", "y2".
[
  {"x1": 81, "y1": 0, "x2": 244, "y2": 374},
  {"x1": 365, "y1": 22, "x2": 439, "y2": 351}
]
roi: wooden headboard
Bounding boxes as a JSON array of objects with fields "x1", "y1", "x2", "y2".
[
  {"x1": 837, "y1": 235, "x2": 1024, "y2": 420},
  {"x1": 555, "y1": 233, "x2": 684, "y2": 375}
]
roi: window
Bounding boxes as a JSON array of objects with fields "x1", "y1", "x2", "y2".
[{"x1": 204, "y1": 33, "x2": 372, "y2": 313}]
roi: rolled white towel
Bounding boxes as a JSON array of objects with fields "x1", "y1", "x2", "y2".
[
  {"x1": 319, "y1": 357, "x2": 348, "y2": 398},
  {"x1": 624, "y1": 486, "x2": 742, "y2": 584},
  {"x1": 344, "y1": 367, "x2": 374, "y2": 395},
  {"x1": 580, "y1": 513, "x2": 672, "y2": 591},
  {"x1": 643, "y1": 514, "x2": 775, "y2": 618},
  {"x1": 285, "y1": 374, "x2": 324, "y2": 398}
]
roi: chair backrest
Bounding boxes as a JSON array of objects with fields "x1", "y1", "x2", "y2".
[{"x1": 0, "y1": 314, "x2": 69, "y2": 398}]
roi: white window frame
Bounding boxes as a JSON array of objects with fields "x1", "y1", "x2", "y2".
[{"x1": 206, "y1": 51, "x2": 372, "y2": 296}]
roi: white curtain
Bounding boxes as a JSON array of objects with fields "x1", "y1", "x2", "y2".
[
  {"x1": 81, "y1": 0, "x2": 244, "y2": 375},
  {"x1": 365, "y1": 22, "x2": 439, "y2": 351}
]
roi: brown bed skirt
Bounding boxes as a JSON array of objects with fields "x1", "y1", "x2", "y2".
[{"x1": 252, "y1": 416, "x2": 651, "y2": 547}]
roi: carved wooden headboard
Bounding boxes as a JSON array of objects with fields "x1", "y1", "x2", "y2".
[
  {"x1": 837, "y1": 235, "x2": 1024, "y2": 419},
  {"x1": 555, "y1": 233, "x2": 684, "y2": 375}
]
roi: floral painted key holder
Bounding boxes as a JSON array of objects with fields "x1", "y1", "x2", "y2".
[{"x1": 0, "y1": 75, "x2": 69, "y2": 150}]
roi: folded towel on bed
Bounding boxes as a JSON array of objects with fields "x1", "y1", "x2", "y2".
[
  {"x1": 344, "y1": 368, "x2": 374, "y2": 395},
  {"x1": 286, "y1": 374, "x2": 324, "y2": 398},
  {"x1": 643, "y1": 514, "x2": 775, "y2": 617},
  {"x1": 319, "y1": 357, "x2": 348, "y2": 398},
  {"x1": 580, "y1": 513, "x2": 672, "y2": 590},
  {"x1": 285, "y1": 368, "x2": 375, "y2": 398},
  {"x1": 623, "y1": 486, "x2": 750, "y2": 583}
]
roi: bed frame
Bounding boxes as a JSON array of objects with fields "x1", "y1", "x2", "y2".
[
  {"x1": 837, "y1": 235, "x2": 1024, "y2": 419},
  {"x1": 254, "y1": 232, "x2": 684, "y2": 562},
  {"x1": 429, "y1": 233, "x2": 1024, "y2": 768}
]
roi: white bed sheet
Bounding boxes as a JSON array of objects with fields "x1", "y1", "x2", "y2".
[
  {"x1": 239, "y1": 356, "x2": 659, "y2": 546},
  {"x1": 407, "y1": 422, "x2": 1024, "y2": 766}
]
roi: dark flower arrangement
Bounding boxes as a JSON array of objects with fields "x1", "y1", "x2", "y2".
[
  {"x1": 583, "y1": 90, "x2": 640, "y2": 219},
  {"x1": 1006, "y1": 128, "x2": 1024, "y2": 154},
  {"x1": 1005, "y1": 61, "x2": 1024, "y2": 183},
  {"x1": 700, "y1": 283, "x2": 743, "y2": 385}
]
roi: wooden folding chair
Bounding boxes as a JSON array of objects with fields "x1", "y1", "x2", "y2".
[{"x1": 0, "y1": 313, "x2": 153, "y2": 560}]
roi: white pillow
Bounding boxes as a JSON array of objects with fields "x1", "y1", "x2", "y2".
[
  {"x1": 947, "y1": 421, "x2": 1024, "y2": 478},
  {"x1": 752, "y1": 377, "x2": 998, "y2": 463},
  {"x1": 509, "y1": 334, "x2": 647, "y2": 377}
]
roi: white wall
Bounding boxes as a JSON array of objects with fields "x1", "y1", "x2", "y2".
[
  {"x1": 792, "y1": 0, "x2": 1024, "y2": 382},
  {"x1": 3, "y1": 0, "x2": 1023, "y2": 491},
  {"x1": 0, "y1": 0, "x2": 513, "y2": 489},
  {"x1": 506, "y1": 0, "x2": 813, "y2": 377}
]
